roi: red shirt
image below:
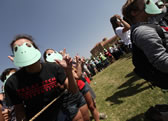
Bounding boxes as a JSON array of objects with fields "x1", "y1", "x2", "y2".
[
  {"x1": 77, "y1": 80, "x2": 85, "y2": 90},
  {"x1": 85, "y1": 77, "x2": 91, "y2": 84}
]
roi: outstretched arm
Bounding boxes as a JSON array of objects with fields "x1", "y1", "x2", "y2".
[
  {"x1": 75, "y1": 55, "x2": 83, "y2": 78},
  {"x1": 55, "y1": 53, "x2": 79, "y2": 93}
]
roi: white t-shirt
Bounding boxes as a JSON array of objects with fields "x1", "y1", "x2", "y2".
[
  {"x1": 115, "y1": 27, "x2": 132, "y2": 45},
  {"x1": 109, "y1": 47, "x2": 113, "y2": 53}
]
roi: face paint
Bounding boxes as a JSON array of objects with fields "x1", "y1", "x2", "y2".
[
  {"x1": 2, "y1": 72, "x2": 15, "y2": 93},
  {"x1": 145, "y1": 0, "x2": 162, "y2": 14},
  {"x1": 13, "y1": 42, "x2": 41, "y2": 67},
  {"x1": 46, "y1": 51, "x2": 63, "y2": 62}
]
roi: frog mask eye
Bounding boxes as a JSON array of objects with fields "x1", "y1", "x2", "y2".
[{"x1": 47, "y1": 52, "x2": 55, "y2": 56}]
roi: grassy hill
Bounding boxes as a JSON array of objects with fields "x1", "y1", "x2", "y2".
[{"x1": 90, "y1": 53, "x2": 168, "y2": 121}]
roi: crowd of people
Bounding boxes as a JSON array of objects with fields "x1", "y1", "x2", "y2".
[
  {"x1": 86, "y1": 39, "x2": 132, "y2": 77},
  {"x1": 84, "y1": 12, "x2": 133, "y2": 77},
  {"x1": 0, "y1": 34, "x2": 109, "y2": 121},
  {"x1": 1, "y1": 0, "x2": 168, "y2": 121}
]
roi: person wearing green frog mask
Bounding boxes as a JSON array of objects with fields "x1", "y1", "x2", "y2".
[
  {"x1": 5, "y1": 34, "x2": 90, "y2": 121},
  {"x1": 43, "y1": 48, "x2": 63, "y2": 63},
  {"x1": 43, "y1": 48, "x2": 90, "y2": 121},
  {"x1": 0, "y1": 68, "x2": 18, "y2": 121}
]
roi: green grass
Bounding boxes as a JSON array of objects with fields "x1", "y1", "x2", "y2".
[{"x1": 90, "y1": 53, "x2": 168, "y2": 121}]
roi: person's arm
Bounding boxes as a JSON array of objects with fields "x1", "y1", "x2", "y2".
[
  {"x1": 2, "y1": 109, "x2": 10, "y2": 121},
  {"x1": 75, "y1": 56, "x2": 83, "y2": 78},
  {"x1": 55, "y1": 54, "x2": 79, "y2": 93},
  {"x1": 14, "y1": 104, "x2": 27, "y2": 121},
  {"x1": 0, "y1": 104, "x2": 5, "y2": 121},
  {"x1": 115, "y1": 14, "x2": 130, "y2": 33},
  {"x1": 65, "y1": 68, "x2": 79, "y2": 93}
]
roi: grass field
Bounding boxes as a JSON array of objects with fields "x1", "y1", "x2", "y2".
[{"x1": 90, "y1": 53, "x2": 168, "y2": 121}]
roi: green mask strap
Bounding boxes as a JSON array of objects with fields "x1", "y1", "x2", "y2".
[
  {"x1": 13, "y1": 42, "x2": 41, "y2": 67},
  {"x1": 2, "y1": 72, "x2": 15, "y2": 93}
]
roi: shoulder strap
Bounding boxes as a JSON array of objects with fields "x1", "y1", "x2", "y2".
[{"x1": 151, "y1": 24, "x2": 165, "y2": 40}]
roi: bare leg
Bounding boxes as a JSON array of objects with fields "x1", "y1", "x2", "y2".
[
  {"x1": 72, "y1": 110, "x2": 84, "y2": 121},
  {"x1": 79, "y1": 104, "x2": 90, "y2": 121},
  {"x1": 84, "y1": 92, "x2": 99, "y2": 121}
]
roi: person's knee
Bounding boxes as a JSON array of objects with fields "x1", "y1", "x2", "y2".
[
  {"x1": 72, "y1": 110, "x2": 83, "y2": 121},
  {"x1": 88, "y1": 103, "x2": 96, "y2": 112},
  {"x1": 79, "y1": 105, "x2": 90, "y2": 121}
]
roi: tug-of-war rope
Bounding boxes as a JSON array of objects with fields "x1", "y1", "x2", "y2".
[{"x1": 29, "y1": 89, "x2": 68, "y2": 121}]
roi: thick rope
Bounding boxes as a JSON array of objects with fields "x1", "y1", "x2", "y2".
[{"x1": 29, "y1": 89, "x2": 67, "y2": 121}]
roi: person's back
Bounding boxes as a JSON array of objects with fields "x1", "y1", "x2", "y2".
[
  {"x1": 131, "y1": 24, "x2": 168, "y2": 89},
  {"x1": 122, "y1": 0, "x2": 168, "y2": 89},
  {"x1": 115, "y1": 27, "x2": 131, "y2": 46}
]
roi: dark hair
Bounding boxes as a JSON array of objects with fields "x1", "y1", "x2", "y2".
[
  {"x1": 122, "y1": 0, "x2": 139, "y2": 24},
  {"x1": 123, "y1": 16, "x2": 131, "y2": 25},
  {"x1": 0, "y1": 68, "x2": 18, "y2": 82},
  {"x1": 43, "y1": 48, "x2": 55, "y2": 62},
  {"x1": 110, "y1": 16, "x2": 121, "y2": 34},
  {"x1": 10, "y1": 34, "x2": 39, "y2": 53}
]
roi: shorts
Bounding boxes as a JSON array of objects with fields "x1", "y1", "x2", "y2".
[
  {"x1": 85, "y1": 82, "x2": 96, "y2": 99},
  {"x1": 62, "y1": 91, "x2": 86, "y2": 120},
  {"x1": 80, "y1": 83, "x2": 89, "y2": 95}
]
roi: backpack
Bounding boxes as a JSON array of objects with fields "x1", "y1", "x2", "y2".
[{"x1": 131, "y1": 24, "x2": 168, "y2": 89}]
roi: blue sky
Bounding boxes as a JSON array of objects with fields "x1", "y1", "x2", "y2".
[{"x1": 0, "y1": 0, "x2": 126, "y2": 87}]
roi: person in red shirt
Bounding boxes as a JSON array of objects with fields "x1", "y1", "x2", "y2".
[{"x1": 72, "y1": 56, "x2": 107, "y2": 121}]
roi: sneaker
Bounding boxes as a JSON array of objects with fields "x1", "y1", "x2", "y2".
[{"x1": 99, "y1": 113, "x2": 107, "y2": 119}]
